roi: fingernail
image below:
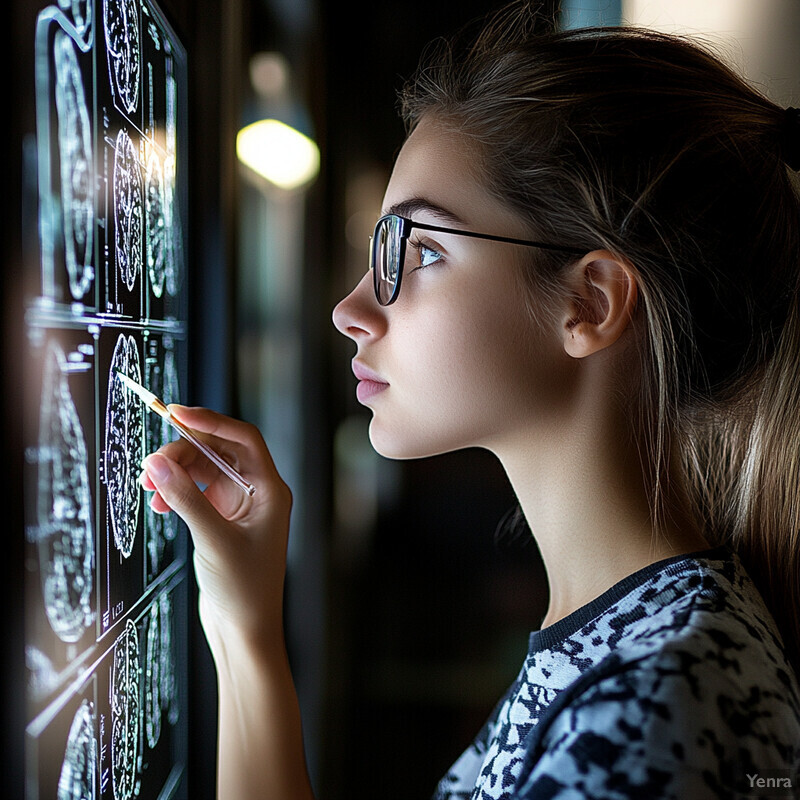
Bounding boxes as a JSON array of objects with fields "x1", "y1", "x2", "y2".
[
  {"x1": 143, "y1": 454, "x2": 171, "y2": 483},
  {"x1": 149, "y1": 497, "x2": 168, "y2": 515},
  {"x1": 137, "y1": 470, "x2": 152, "y2": 489}
]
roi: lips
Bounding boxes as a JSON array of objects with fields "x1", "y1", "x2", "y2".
[{"x1": 352, "y1": 359, "x2": 389, "y2": 403}]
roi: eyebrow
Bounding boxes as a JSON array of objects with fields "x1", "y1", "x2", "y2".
[{"x1": 384, "y1": 197, "x2": 467, "y2": 227}]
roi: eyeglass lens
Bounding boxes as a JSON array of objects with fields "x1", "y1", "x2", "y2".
[{"x1": 373, "y1": 216, "x2": 403, "y2": 305}]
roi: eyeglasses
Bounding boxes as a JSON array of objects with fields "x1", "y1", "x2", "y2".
[{"x1": 369, "y1": 213, "x2": 584, "y2": 306}]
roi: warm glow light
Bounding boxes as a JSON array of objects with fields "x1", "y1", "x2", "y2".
[{"x1": 236, "y1": 119, "x2": 320, "y2": 190}]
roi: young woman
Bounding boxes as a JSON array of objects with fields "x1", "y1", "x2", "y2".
[{"x1": 141, "y1": 3, "x2": 800, "y2": 797}]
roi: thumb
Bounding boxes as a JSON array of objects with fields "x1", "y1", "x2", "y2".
[{"x1": 142, "y1": 452, "x2": 225, "y2": 538}]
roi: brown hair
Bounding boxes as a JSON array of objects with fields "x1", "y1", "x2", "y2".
[{"x1": 400, "y1": 2, "x2": 800, "y2": 669}]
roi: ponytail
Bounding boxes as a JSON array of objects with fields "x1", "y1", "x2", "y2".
[
  {"x1": 679, "y1": 178, "x2": 800, "y2": 672},
  {"x1": 736, "y1": 286, "x2": 800, "y2": 670}
]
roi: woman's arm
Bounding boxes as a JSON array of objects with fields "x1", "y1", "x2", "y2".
[
  {"x1": 140, "y1": 405, "x2": 315, "y2": 800},
  {"x1": 208, "y1": 617, "x2": 314, "y2": 800}
]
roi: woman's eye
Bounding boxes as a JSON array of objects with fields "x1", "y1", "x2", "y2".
[{"x1": 417, "y1": 244, "x2": 443, "y2": 268}]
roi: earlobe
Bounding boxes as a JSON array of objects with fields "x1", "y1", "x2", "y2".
[{"x1": 563, "y1": 250, "x2": 638, "y2": 359}]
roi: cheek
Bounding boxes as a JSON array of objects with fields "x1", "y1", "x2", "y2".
[
  {"x1": 432, "y1": 277, "x2": 553, "y2": 397},
  {"x1": 368, "y1": 281, "x2": 567, "y2": 458},
  {"x1": 396, "y1": 286, "x2": 513, "y2": 401}
]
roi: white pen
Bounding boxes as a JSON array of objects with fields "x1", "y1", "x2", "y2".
[{"x1": 116, "y1": 371, "x2": 256, "y2": 496}]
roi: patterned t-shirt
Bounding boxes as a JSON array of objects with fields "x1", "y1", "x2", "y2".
[{"x1": 433, "y1": 545, "x2": 800, "y2": 799}]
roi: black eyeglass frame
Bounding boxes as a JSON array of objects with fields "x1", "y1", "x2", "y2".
[{"x1": 369, "y1": 213, "x2": 585, "y2": 306}]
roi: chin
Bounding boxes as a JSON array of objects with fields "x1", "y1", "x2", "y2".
[
  {"x1": 367, "y1": 418, "x2": 467, "y2": 461},
  {"x1": 367, "y1": 424, "x2": 421, "y2": 460}
]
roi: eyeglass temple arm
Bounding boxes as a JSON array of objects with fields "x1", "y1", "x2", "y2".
[{"x1": 408, "y1": 219, "x2": 585, "y2": 256}]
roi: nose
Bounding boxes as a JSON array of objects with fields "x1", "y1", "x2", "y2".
[{"x1": 332, "y1": 271, "x2": 388, "y2": 342}]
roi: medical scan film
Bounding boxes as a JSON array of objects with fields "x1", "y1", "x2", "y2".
[{"x1": 24, "y1": 1, "x2": 190, "y2": 797}]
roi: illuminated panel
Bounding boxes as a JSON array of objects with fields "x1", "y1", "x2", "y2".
[
  {"x1": 103, "y1": 0, "x2": 140, "y2": 116},
  {"x1": 111, "y1": 619, "x2": 140, "y2": 800},
  {"x1": 103, "y1": 333, "x2": 143, "y2": 559},
  {"x1": 54, "y1": 29, "x2": 94, "y2": 301},
  {"x1": 37, "y1": 340, "x2": 94, "y2": 643},
  {"x1": 145, "y1": 145, "x2": 166, "y2": 298},
  {"x1": 113, "y1": 129, "x2": 143, "y2": 294},
  {"x1": 58, "y1": 699, "x2": 97, "y2": 800},
  {"x1": 25, "y1": 1, "x2": 189, "y2": 798}
]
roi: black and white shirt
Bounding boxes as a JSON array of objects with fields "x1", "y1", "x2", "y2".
[{"x1": 433, "y1": 545, "x2": 800, "y2": 799}]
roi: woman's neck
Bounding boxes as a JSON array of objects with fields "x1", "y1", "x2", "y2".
[{"x1": 492, "y1": 395, "x2": 709, "y2": 629}]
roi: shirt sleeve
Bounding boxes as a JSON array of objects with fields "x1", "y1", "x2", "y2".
[
  {"x1": 432, "y1": 679, "x2": 523, "y2": 800},
  {"x1": 512, "y1": 648, "x2": 799, "y2": 800}
]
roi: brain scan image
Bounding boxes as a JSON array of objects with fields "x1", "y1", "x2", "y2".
[
  {"x1": 161, "y1": 153, "x2": 182, "y2": 298},
  {"x1": 111, "y1": 619, "x2": 140, "y2": 800},
  {"x1": 144, "y1": 601, "x2": 162, "y2": 748},
  {"x1": 145, "y1": 148, "x2": 166, "y2": 298},
  {"x1": 145, "y1": 346, "x2": 179, "y2": 569},
  {"x1": 54, "y1": 30, "x2": 94, "y2": 301},
  {"x1": 104, "y1": 335, "x2": 143, "y2": 558},
  {"x1": 113, "y1": 130, "x2": 143, "y2": 292},
  {"x1": 160, "y1": 349, "x2": 180, "y2": 540},
  {"x1": 144, "y1": 593, "x2": 178, "y2": 749},
  {"x1": 161, "y1": 592, "x2": 180, "y2": 726},
  {"x1": 103, "y1": 0, "x2": 140, "y2": 115},
  {"x1": 57, "y1": 699, "x2": 97, "y2": 800},
  {"x1": 163, "y1": 76, "x2": 183, "y2": 299},
  {"x1": 166, "y1": 73, "x2": 176, "y2": 156},
  {"x1": 58, "y1": 0, "x2": 93, "y2": 40},
  {"x1": 143, "y1": 351, "x2": 167, "y2": 548},
  {"x1": 144, "y1": 603, "x2": 161, "y2": 749},
  {"x1": 145, "y1": 349, "x2": 181, "y2": 552},
  {"x1": 37, "y1": 341, "x2": 94, "y2": 643}
]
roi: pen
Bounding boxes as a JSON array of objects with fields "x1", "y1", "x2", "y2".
[{"x1": 116, "y1": 371, "x2": 256, "y2": 496}]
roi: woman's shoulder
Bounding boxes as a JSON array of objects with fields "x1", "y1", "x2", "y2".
[
  {"x1": 580, "y1": 544, "x2": 800, "y2": 714},
  {"x1": 533, "y1": 544, "x2": 789, "y2": 673},
  {"x1": 512, "y1": 546, "x2": 800, "y2": 798},
  {"x1": 515, "y1": 634, "x2": 800, "y2": 799},
  {"x1": 515, "y1": 638, "x2": 800, "y2": 798},
  {"x1": 616, "y1": 545, "x2": 794, "y2": 673}
]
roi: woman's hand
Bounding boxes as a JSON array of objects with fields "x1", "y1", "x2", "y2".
[
  {"x1": 140, "y1": 405, "x2": 292, "y2": 654},
  {"x1": 142, "y1": 407, "x2": 315, "y2": 799}
]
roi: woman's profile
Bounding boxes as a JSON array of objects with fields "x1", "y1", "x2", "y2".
[{"x1": 141, "y1": 2, "x2": 800, "y2": 797}]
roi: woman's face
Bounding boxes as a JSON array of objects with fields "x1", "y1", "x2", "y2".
[{"x1": 332, "y1": 117, "x2": 577, "y2": 460}]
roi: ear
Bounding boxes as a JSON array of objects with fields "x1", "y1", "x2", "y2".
[{"x1": 562, "y1": 250, "x2": 638, "y2": 359}]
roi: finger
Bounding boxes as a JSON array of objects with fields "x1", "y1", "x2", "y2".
[
  {"x1": 141, "y1": 465, "x2": 216, "y2": 517},
  {"x1": 150, "y1": 437, "x2": 226, "y2": 488},
  {"x1": 145, "y1": 439, "x2": 257, "y2": 522},
  {"x1": 139, "y1": 469, "x2": 156, "y2": 492},
  {"x1": 167, "y1": 405, "x2": 264, "y2": 449},
  {"x1": 142, "y1": 452, "x2": 227, "y2": 540},
  {"x1": 165, "y1": 405, "x2": 283, "y2": 482},
  {"x1": 148, "y1": 491, "x2": 173, "y2": 515}
]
